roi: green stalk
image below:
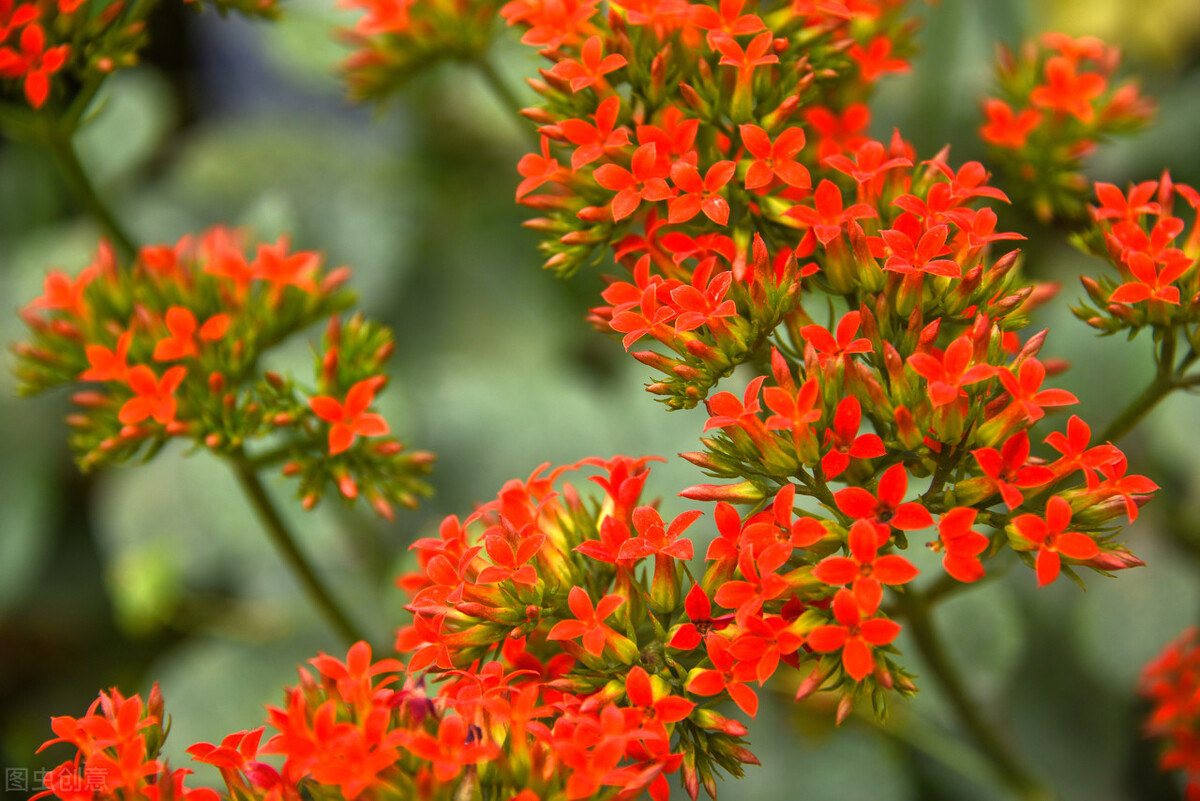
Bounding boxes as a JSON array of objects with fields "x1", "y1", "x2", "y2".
[
  {"x1": 44, "y1": 120, "x2": 137, "y2": 259},
  {"x1": 230, "y1": 454, "x2": 366, "y2": 646},
  {"x1": 899, "y1": 588, "x2": 1052, "y2": 801},
  {"x1": 473, "y1": 56, "x2": 539, "y2": 148}
]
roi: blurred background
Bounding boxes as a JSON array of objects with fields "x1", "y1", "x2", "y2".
[{"x1": 3, "y1": 0, "x2": 1200, "y2": 799}]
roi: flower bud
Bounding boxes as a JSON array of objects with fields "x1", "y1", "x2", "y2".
[{"x1": 678, "y1": 481, "x2": 764, "y2": 503}]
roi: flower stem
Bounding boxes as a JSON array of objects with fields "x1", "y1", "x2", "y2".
[
  {"x1": 230, "y1": 454, "x2": 366, "y2": 646},
  {"x1": 44, "y1": 120, "x2": 137, "y2": 260},
  {"x1": 472, "y1": 56, "x2": 538, "y2": 148},
  {"x1": 1099, "y1": 373, "x2": 1174, "y2": 444},
  {"x1": 899, "y1": 587, "x2": 1052, "y2": 801}
]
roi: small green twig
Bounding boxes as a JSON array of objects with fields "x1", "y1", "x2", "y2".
[{"x1": 230, "y1": 453, "x2": 367, "y2": 646}]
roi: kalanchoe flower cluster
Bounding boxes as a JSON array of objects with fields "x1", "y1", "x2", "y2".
[
  {"x1": 33, "y1": 685, "x2": 216, "y2": 801},
  {"x1": 339, "y1": 0, "x2": 503, "y2": 102},
  {"x1": 1073, "y1": 175, "x2": 1200, "y2": 334},
  {"x1": 978, "y1": 33, "x2": 1154, "y2": 221},
  {"x1": 0, "y1": 0, "x2": 277, "y2": 111},
  {"x1": 502, "y1": 4, "x2": 1155, "y2": 596},
  {"x1": 394, "y1": 455, "x2": 765, "y2": 796},
  {"x1": 14, "y1": 228, "x2": 433, "y2": 518},
  {"x1": 1140, "y1": 628, "x2": 1200, "y2": 801}
]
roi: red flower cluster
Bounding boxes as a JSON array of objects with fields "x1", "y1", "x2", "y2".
[
  {"x1": 1141, "y1": 628, "x2": 1200, "y2": 801},
  {"x1": 978, "y1": 33, "x2": 1154, "y2": 220},
  {"x1": 338, "y1": 0, "x2": 503, "y2": 101},
  {"x1": 15, "y1": 228, "x2": 432, "y2": 518},
  {"x1": 1075, "y1": 175, "x2": 1200, "y2": 333},
  {"x1": 34, "y1": 686, "x2": 216, "y2": 801}
]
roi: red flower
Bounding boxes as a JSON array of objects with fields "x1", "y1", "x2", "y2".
[
  {"x1": 516, "y1": 135, "x2": 564, "y2": 200},
  {"x1": 668, "y1": 583, "x2": 732, "y2": 650},
  {"x1": 667, "y1": 158, "x2": 735, "y2": 225},
  {"x1": 931, "y1": 507, "x2": 989, "y2": 583},
  {"x1": 833, "y1": 463, "x2": 933, "y2": 543},
  {"x1": 593, "y1": 142, "x2": 674, "y2": 221},
  {"x1": 713, "y1": 542, "x2": 791, "y2": 628},
  {"x1": 405, "y1": 713, "x2": 500, "y2": 783},
  {"x1": 739, "y1": 124, "x2": 809, "y2": 190},
  {"x1": 823, "y1": 140, "x2": 911, "y2": 195},
  {"x1": 821, "y1": 396, "x2": 885, "y2": 479},
  {"x1": 546, "y1": 585, "x2": 627, "y2": 658},
  {"x1": 996, "y1": 357, "x2": 1078, "y2": 423},
  {"x1": 153, "y1": 307, "x2": 229, "y2": 361},
  {"x1": 802, "y1": 103, "x2": 871, "y2": 161},
  {"x1": 686, "y1": 635, "x2": 759, "y2": 717},
  {"x1": 1044, "y1": 415, "x2": 1120, "y2": 487},
  {"x1": 308, "y1": 641, "x2": 403, "y2": 711},
  {"x1": 0, "y1": 23, "x2": 69, "y2": 108},
  {"x1": 251, "y1": 236, "x2": 320, "y2": 298},
  {"x1": 618, "y1": 506, "x2": 700, "y2": 562},
  {"x1": 807, "y1": 587, "x2": 901, "y2": 682},
  {"x1": 548, "y1": 34, "x2": 626, "y2": 93},
  {"x1": 785, "y1": 179, "x2": 878, "y2": 245},
  {"x1": 1009, "y1": 495, "x2": 1099, "y2": 586},
  {"x1": 119, "y1": 366, "x2": 187, "y2": 426},
  {"x1": 979, "y1": 99, "x2": 1042, "y2": 149},
  {"x1": 1030, "y1": 55, "x2": 1106, "y2": 122},
  {"x1": 969, "y1": 431, "x2": 1055, "y2": 509},
  {"x1": 812, "y1": 519, "x2": 918, "y2": 611},
  {"x1": 559, "y1": 95, "x2": 631, "y2": 170},
  {"x1": 848, "y1": 36, "x2": 910, "y2": 82},
  {"x1": 799, "y1": 310, "x2": 872, "y2": 369},
  {"x1": 27, "y1": 263, "x2": 100, "y2": 318},
  {"x1": 907, "y1": 334, "x2": 994, "y2": 406},
  {"x1": 624, "y1": 666, "x2": 695, "y2": 726},
  {"x1": 880, "y1": 221, "x2": 961, "y2": 277},
  {"x1": 713, "y1": 30, "x2": 779, "y2": 86},
  {"x1": 81, "y1": 331, "x2": 132, "y2": 382},
  {"x1": 308, "y1": 376, "x2": 390, "y2": 455}
]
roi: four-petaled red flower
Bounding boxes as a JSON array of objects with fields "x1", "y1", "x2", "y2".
[
  {"x1": 807, "y1": 587, "x2": 901, "y2": 682},
  {"x1": 821, "y1": 396, "x2": 885, "y2": 479},
  {"x1": 119, "y1": 365, "x2": 187, "y2": 425},
  {"x1": 739, "y1": 124, "x2": 810, "y2": 190},
  {"x1": 546, "y1": 585, "x2": 627, "y2": 658},
  {"x1": 308, "y1": 376, "x2": 390, "y2": 455},
  {"x1": 593, "y1": 142, "x2": 674, "y2": 221},
  {"x1": 834, "y1": 463, "x2": 933, "y2": 544},
  {"x1": 667, "y1": 158, "x2": 735, "y2": 225},
  {"x1": 1010, "y1": 495, "x2": 1099, "y2": 586},
  {"x1": 548, "y1": 34, "x2": 627, "y2": 93},
  {"x1": 812, "y1": 519, "x2": 918, "y2": 612}
]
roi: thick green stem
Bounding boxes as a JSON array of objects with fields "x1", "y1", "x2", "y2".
[
  {"x1": 230, "y1": 455, "x2": 366, "y2": 646},
  {"x1": 44, "y1": 121, "x2": 137, "y2": 259},
  {"x1": 900, "y1": 588, "x2": 1052, "y2": 801},
  {"x1": 473, "y1": 56, "x2": 538, "y2": 147},
  {"x1": 1099, "y1": 373, "x2": 1175, "y2": 445}
]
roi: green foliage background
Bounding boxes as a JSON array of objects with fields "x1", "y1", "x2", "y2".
[{"x1": 2, "y1": 1, "x2": 1200, "y2": 799}]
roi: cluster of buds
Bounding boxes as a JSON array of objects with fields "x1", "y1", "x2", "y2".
[
  {"x1": 13, "y1": 228, "x2": 433, "y2": 518},
  {"x1": 1073, "y1": 175, "x2": 1200, "y2": 335},
  {"x1": 1140, "y1": 628, "x2": 1200, "y2": 801},
  {"x1": 338, "y1": 0, "x2": 503, "y2": 102},
  {"x1": 978, "y1": 32, "x2": 1154, "y2": 221},
  {"x1": 0, "y1": 0, "x2": 276, "y2": 112}
]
